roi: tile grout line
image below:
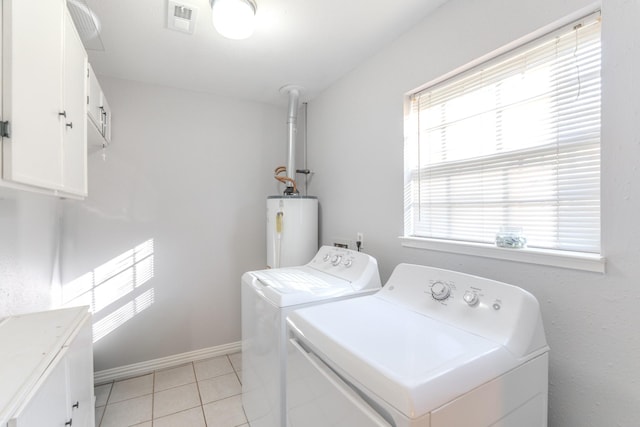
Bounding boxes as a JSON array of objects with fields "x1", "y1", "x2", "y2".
[
  {"x1": 192, "y1": 361, "x2": 209, "y2": 427},
  {"x1": 98, "y1": 381, "x2": 114, "y2": 427},
  {"x1": 151, "y1": 371, "x2": 155, "y2": 426},
  {"x1": 228, "y1": 354, "x2": 248, "y2": 427},
  {"x1": 230, "y1": 354, "x2": 243, "y2": 388}
]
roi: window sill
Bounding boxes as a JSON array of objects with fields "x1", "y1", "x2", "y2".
[{"x1": 399, "y1": 236, "x2": 605, "y2": 273}]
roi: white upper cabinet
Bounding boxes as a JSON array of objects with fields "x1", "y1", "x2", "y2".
[
  {"x1": 87, "y1": 63, "x2": 111, "y2": 149},
  {"x1": 1, "y1": 0, "x2": 88, "y2": 198},
  {"x1": 87, "y1": 63, "x2": 102, "y2": 129},
  {"x1": 1, "y1": 0, "x2": 65, "y2": 190},
  {"x1": 101, "y1": 94, "x2": 111, "y2": 144},
  {"x1": 62, "y1": 11, "x2": 88, "y2": 196}
]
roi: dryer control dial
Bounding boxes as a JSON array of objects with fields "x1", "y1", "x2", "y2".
[
  {"x1": 343, "y1": 259, "x2": 353, "y2": 268},
  {"x1": 463, "y1": 291, "x2": 479, "y2": 306},
  {"x1": 331, "y1": 255, "x2": 343, "y2": 266},
  {"x1": 431, "y1": 281, "x2": 451, "y2": 301}
]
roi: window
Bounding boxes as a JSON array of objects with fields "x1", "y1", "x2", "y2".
[{"x1": 404, "y1": 13, "x2": 601, "y2": 258}]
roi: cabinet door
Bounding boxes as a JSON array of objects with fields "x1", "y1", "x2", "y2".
[
  {"x1": 86, "y1": 64, "x2": 102, "y2": 129},
  {"x1": 8, "y1": 350, "x2": 70, "y2": 427},
  {"x1": 62, "y1": 10, "x2": 88, "y2": 196},
  {"x1": 101, "y1": 96, "x2": 111, "y2": 143},
  {"x1": 1, "y1": 0, "x2": 65, "y2": 190},
  {"x1": 64, "y1": 316, "x2": 95, "y2": 427}
]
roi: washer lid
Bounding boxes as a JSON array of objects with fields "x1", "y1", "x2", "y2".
[
  {"x1": 252, "y1": 267, "x2": 357, "y2": 307},
  {"x1": 287, "y1": 295, "x2": 520, "y2": 419}
]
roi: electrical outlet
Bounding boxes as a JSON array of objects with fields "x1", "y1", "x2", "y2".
[{"x1": 357, "y1": 232, "x2": 364, "y2": 244}]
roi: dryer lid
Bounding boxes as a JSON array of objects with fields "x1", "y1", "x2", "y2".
[{"x1": 287, "y1": 295, "x2": 521, "y2": 419}]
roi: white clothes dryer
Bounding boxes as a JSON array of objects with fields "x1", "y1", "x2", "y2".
[
  {"x1": 286, "y1": 263, "x2": 550, "y2": 427},
  {"x1": 242, "y1": 246, "x2": 381, "y2": 427}
]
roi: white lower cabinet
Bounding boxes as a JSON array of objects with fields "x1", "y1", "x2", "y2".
[
  {"x1": 64, "y1": 319, "x2": 94, "y2": 427},
  {"x1": 8, "y1": 357, "x2": 69, "y2": 427},
  {"x1": 0, "y1": 307, "x2": 94, "y2": 427}
]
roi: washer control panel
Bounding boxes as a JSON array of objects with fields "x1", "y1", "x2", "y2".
[
  {"x1": 320, "y1": 249, "x2": 355, "y2": 268},
  {"x1": 307, "y1": 246, "x2": 382, "y2": 290}
]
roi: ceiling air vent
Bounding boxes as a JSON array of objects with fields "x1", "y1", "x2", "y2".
[
  {"x1": 66, "y1": 0, "x2": 105, "y2": 51},
  {"x1": 167, "y1": 1, "x2": 198, "y2": 34}
]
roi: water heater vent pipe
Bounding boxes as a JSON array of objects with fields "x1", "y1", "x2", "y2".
[{"x1": 280, "y1": 85, "x2": 303, "y2": 194}]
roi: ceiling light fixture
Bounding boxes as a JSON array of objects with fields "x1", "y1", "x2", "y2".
[{"x1": 209, "y1": 0, "x2": 257, "y2": 40}]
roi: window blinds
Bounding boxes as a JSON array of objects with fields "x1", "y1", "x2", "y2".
[{"x1": 405, "y1": 13, "x2": 601, "y2": 253}]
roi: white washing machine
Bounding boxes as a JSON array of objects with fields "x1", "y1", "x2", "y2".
[
  {"x1": 242, "y1": 246, "x2": 382, "y2": 427},
  {"x1": 286, "y1": 263, "x2": 550, "y2": 427}
]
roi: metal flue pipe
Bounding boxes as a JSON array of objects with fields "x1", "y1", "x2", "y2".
[{"x1": 281, "y1": 85, "x2": 302, "y2": 193}]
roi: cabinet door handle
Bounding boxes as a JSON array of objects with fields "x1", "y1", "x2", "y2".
[
  {"x1": 0, "y1": 121, "x2": 10, "y2": 138},
  {"x1": 66, "y1": 122, "x2": 73, "y2": 129},
  {"x1": 65, "y1": 419, "x2": 73, "y2": 426},
  {"x1": 72, "y1": 401, "x2": 79, "y2": 409},
  {"x1": 59, "y1": 111, "x2": 67, "y2": 118}
]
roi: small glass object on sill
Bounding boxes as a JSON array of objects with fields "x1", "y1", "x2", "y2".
[{"x1": 496, "y1": 226, "x2": 527, "y2": 249}]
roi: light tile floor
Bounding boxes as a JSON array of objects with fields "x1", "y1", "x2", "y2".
[{"x1": 95, "y1": 353, "x2": 247, "y2": 427}]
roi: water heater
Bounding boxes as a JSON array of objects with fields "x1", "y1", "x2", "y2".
[{"x1": 266, "y1": 196, "x2": 318, "y2": 268}]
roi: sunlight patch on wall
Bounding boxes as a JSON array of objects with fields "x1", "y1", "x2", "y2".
[
  {"x1": 62, "y1": 239, "x2": 155, "y2": 342},
  {"x1": 93, "y1": 288, "x2": 155, "y2": 342}
]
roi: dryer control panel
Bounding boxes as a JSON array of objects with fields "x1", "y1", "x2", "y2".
[
  {"x1": 427, "y1": 280, "x2": 482, "y2": 307},
  {"x1": 377, "y1": 263, "x2": 548, "y2": 358}
]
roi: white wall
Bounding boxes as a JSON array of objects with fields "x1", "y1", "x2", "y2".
[
  {"x1": 61, "y1": 77, "x2": 286, "y2": 371},
  {"x1": 307, "y1": 0, "x2": 640, "y2": 425},
  {"x1": 0, "y1": 188, "x2": 62, "y2": 317}
]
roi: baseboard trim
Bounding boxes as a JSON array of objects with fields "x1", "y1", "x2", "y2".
[{"x1": 94, "y1": 341, "x2": 242, "y2": 385}]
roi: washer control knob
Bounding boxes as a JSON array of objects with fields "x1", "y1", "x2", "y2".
[
  {"x1": 331, "y1": 255, "x2": 342, "y2": 266},
  {"x1": 323, "y1": 253, "x2": 331, "y2": 262},
  {"x1": 431, "y1": 281, "x2": 451, "y2": 301},
  {"x1": 343, "y1": 259, "x2": 353, "y2": 268},
  {"x1": 463, "y1": 291, "x2": 479, "y2": 306}
]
